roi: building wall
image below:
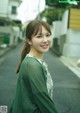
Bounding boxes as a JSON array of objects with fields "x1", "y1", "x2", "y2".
[
  {"x1": 63, "y1": 9, "x2": 80, "y2": 57},
  {"x1": 51, "y1": 10, "x2": 68, "y2": 53},
  {"x1": 0, "y1": 0, "x2": 22, "y2": 46},
  {"x1": 0, "y1": 0, "x2": 21, "y2": 20},
  {"x1": 0, "y1": 0, "x2": 9, "y2": 17},
  {"x1": 8, "y1": 1, "x2": 19, "y2": 20},
  {"x1": 0, "y1": 26, "x2": 19, "y2": 46},
  {"x1": 63, "y1": 29, "x2": 80, "y2": 57},
  {"x1": 52, "y1": 9, "x2": 80, "y2": 57}
]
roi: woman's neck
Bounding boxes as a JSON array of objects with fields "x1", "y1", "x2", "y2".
[{"x1": 29, "y1": 50, "x2": 43, "y2": 60}]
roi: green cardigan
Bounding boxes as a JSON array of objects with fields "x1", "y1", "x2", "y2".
[{"x1": 8, "y1": 56, "x2": 58, "y2": 113}]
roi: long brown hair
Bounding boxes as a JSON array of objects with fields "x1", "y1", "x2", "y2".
[{"x1": 16, "y1": 20, "x2": 51, "y2": 73}]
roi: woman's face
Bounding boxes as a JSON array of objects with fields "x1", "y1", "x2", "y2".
[{"x1": 28, "y1": 26, "x2": 51, "y2": 57}]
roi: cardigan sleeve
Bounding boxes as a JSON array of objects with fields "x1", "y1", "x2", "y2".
[{"x1": 23, "y1": 59, "x2": 58, "y2": 113}]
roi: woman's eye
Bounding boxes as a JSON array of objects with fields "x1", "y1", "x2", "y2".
[
  {"x1": 37, "y1": 35, "x2": 42, "y2": 38},
  {"x1": 46, "y1": 34, "x2": 51, "y2": 37}
]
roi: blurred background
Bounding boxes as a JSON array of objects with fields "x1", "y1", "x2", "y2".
[
  {"x1": 0, "y1": 0, "x2": 80, "y2": 57},
  {"x1": 0, "y1": 0, "x2": 80, "y2": 113}
]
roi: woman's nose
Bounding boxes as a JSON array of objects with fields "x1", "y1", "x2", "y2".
[{"x1": 42, "y1": 36, "x2": 47, "y2": 42}]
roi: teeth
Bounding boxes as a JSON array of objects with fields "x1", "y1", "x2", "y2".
[{"x1": 41, "y1": 45, "x2": 49, "y2": 48}]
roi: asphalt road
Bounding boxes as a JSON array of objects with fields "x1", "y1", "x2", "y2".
[{"x1": 0, "y1": 43, "x2": 80, "y2": 113}]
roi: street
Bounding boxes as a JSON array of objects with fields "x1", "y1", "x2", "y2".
[{"x1": 0, "y1": 43, "x2": 80, "y2": 113}]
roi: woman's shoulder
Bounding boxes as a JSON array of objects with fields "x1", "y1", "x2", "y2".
[
  {"x1": 19, "y1": 57, "x2": 42, "y2": 75},
  {"x1": 22, "y1": 56, "x2": 41, "y2": 67}
]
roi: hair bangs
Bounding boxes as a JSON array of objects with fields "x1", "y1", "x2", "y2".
[{"x1": 32, "y1": 24, "x2": 42, "y2": 37}]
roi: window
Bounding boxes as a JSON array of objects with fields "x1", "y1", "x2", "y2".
[{"x1": 11, "y1": 6, "x2": 17, "y2": 14}]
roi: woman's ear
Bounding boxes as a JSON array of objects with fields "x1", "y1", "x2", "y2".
[{"x1": 27, "y1": 39, "x2": 32, "y2": 45}]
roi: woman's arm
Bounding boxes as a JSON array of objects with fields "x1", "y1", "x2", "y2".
[{"x1": 23, "y1": 59, "x2": 58, "y2": 113}]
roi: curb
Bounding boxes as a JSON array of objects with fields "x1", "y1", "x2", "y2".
[
  {"x1": 0, "y1": 45, "x2": 18, "y2": 58},
  {"x1": 0, "y1": 48, "x2": 11, "y2": 58},
  {"x1": 60, "y1": 56, "x2": 80, "y2": 78},
  {"x1": 0, "y1": 42, "x2": 23, "y2": 58}
]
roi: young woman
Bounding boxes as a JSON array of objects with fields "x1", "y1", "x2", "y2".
[{"x1": 8, "y1": 20, "x2": 58, "y2": 113}]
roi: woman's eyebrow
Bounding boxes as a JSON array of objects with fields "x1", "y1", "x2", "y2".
[{"x1": 36, "y1": 32, "x2": 42, "y2": 35}]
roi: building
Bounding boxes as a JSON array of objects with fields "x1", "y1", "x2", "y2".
[
  {"x1": 0, "y1": 0, "x2": 22, "y2": 46},
  {"x1": 51, "y1": 8, "x2": 80, "y2": 57},
  {"x1": 0, "y1": 0, "x2": 22, "y2": 19}
]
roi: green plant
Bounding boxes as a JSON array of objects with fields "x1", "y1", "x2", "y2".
[{"x1": 40, "y1": 8, "x2": 65, "y2": 24}]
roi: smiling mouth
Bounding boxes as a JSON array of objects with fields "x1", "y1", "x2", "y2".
[{"x1": 40, "y1": 44, "x2": 49, "y2": 49}]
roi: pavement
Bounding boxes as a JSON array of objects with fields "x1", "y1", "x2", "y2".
[
  {"x1": 60, "y1": 56, "x2": 80, "y2": 78},
  {"x1": 0, "y1": 44, "x2": 19, "y2": 57},
  {"x1": 0, "y1": 46, "x2": 80, "y2": 78},
  {"x1": 0, "y1": 47, "x2": 11, "y2": 57},
  {"x1": 50, "y1": 47, "x2": 80, "y2": 78}
]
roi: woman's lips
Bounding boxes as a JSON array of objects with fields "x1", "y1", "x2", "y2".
[{"x1": 40, "y1": 44, "x2": 49, "y2": 49}]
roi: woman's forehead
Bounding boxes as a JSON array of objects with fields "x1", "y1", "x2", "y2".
[
  {"x1": 36, "y1": 26, "x2": 49, "y2": 34},
  {"x1": 32, "y1": 24, "x2": 50, "y2": 37},
  {"x1": 33, "y1": 25, "x2": 42, "y2": 35}
]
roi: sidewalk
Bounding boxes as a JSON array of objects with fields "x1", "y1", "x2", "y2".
[
  {"x1": 0, "y1": 43, "x2": 19, "y2": 58},
  {"x1": 0, "y1": 47, "x2": 11, "y2": 57},
  {"x1": 50, "y1": 48, "x2": 80, "y2": 78},
  {"x1": 60, "y1": 56, "x2": 80, "y2": 78}
]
